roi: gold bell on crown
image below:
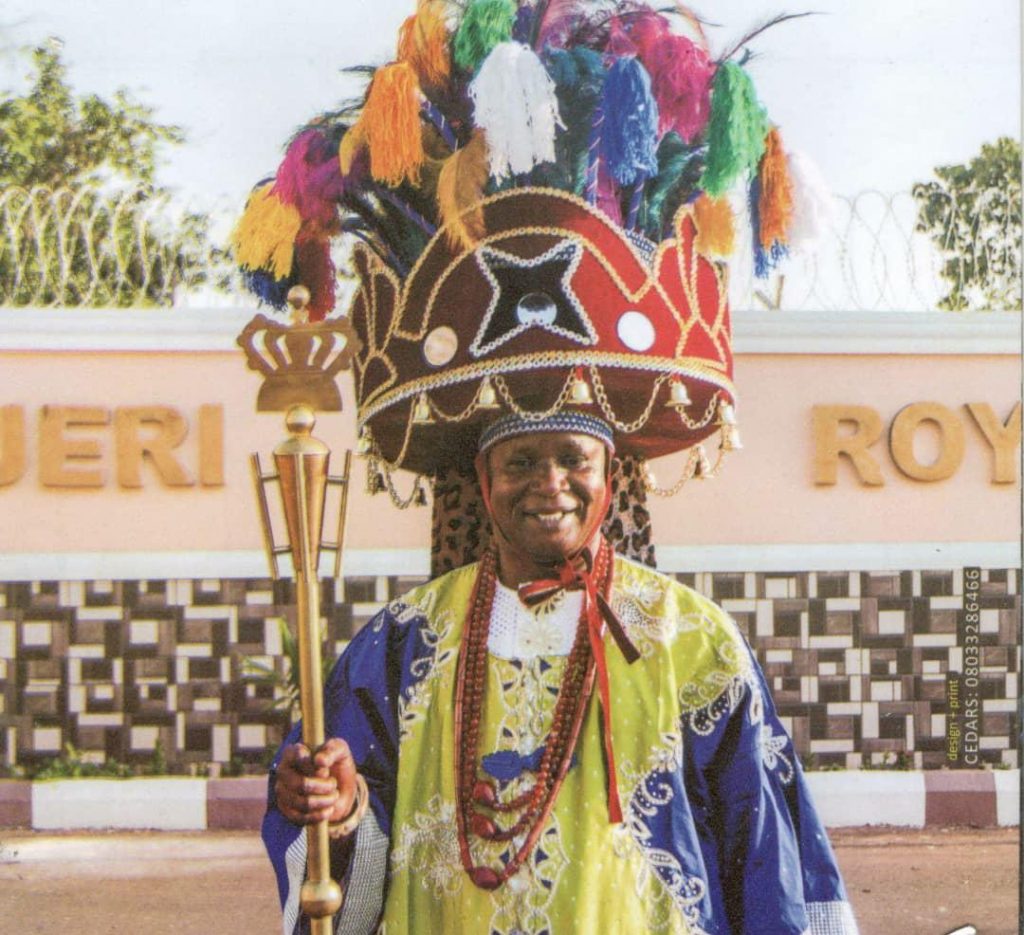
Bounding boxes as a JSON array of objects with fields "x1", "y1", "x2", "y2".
[
  {"x1": 716, "y1": 401, "x2": 742, "y2": 451},
  {"x1": 666, "y1": 379, "x2": 691, "y2": 409},
  {"x1": 476, "y1": 376, "x2": 500, "y2": 410},
  {"x1": 412, "y1": 392, "x2": 435, "y2": 424},
  {"x1": 569, "y1": 367, "x2": 594, "y2": 405},
  {"x1": 693, "y1": 446, "x2": 713, "y2": 479}
]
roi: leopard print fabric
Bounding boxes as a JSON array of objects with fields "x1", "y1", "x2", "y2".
[{"x1": 429, "y1": 455, "x2": 656, "y2": 578}]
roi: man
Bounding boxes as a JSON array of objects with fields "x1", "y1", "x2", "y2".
[
  {"x1": 264, "y1": 413, "x2": 858, "y2": 934},
  {"x1": 238, "y1": 3, "x2": 857, "y2": 929}
]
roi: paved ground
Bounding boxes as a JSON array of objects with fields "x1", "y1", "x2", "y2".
[{"x1": 0, "y1": 826, "x2": 1018, "y2": 934}]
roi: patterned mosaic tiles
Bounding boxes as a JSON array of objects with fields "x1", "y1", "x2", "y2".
[{"x1": 0, "y1": 568, "x2": 1018, "y2": 771}]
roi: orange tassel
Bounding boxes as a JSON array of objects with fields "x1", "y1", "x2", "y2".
[
  {"x1": 437, "y1": 130, "x2": 489, "y2": 251},
  {"x1": 362, "y1": 62, "x2": 425, "y2": 187},
  {"x1": 758, "y1": 127, "x2": 793, "y2": 249},
  {"x1": 397, "y1": 0, "x2": 451, "y2": 87},
  {"x1": 693, "y1": 194, "x2": 735, "y2": 258}
]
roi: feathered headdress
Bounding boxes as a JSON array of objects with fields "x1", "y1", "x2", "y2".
[{"x1": 233, "y1": 0, "x2": 800, "y2": 498}]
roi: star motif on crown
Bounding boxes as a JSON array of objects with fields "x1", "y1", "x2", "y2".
[{"x1": 469, "y1": 240, "x2": 596, "y2": 358}]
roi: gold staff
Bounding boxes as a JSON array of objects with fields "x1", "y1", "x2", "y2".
[{"x1": 241, "y1": 287, "x2": 360, "y2": 934}]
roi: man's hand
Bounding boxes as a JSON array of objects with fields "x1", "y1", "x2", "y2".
[{"x1": 274, "y1": 738, "x2": 359, "y2": 826}]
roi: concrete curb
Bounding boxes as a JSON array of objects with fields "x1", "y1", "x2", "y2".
[{"x1": 1, "y1": 771, "x2": 1018, "y2": 831}]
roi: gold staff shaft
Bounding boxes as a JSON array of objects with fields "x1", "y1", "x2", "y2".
[{"x1": 274, "y1": 405, "x2": 342, "y2": 933}]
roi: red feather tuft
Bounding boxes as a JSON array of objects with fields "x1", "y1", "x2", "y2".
[{"x1": 293, "y1": 237, "x2": 336, "y2": 322}]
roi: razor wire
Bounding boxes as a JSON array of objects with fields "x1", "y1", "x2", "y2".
[
  {"x1": 0, "y1": 185, "x2": 240, "y2": 307},
  {"x1": 729, "y1": 190, "x2": 1022, "y2": 313},
  {"x1": 0, "y1": 184, "x2": 1019, "y2": 312}
]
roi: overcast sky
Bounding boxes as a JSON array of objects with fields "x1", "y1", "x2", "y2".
[{"x1": 0, "y1": 0, "x2": 1019, "y2": 211}]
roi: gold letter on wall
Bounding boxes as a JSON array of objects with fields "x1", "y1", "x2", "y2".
[
  {"x1": 114, "y1": 407, "x2": 194, "y2": 488},
  {"x1": 39, "y1": 406, "x2": 109, "y2": 487},
  {"x1": 889, "y1": 402, "x2": 965, "y2": 482},
  {"x1": 0, "y1": 405, "x2": 26, "y2": 487},
  {"x1": 198, "y1": 404, "x2": 225, "y2": 487},
  {"x1": 965, "y1": 402, "x2": 1021, "y2": 484},
  {"x1": 812, "y1": 405, "x2": 884, "y2": 486}
]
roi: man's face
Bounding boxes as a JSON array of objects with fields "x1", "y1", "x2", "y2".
[{"x1": 483, "y1": 431, "x2": 608, "y2": 581}]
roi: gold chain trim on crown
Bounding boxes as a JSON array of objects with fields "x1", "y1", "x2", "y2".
[
  {"x1": 357, "y1": 351, "x2": 732, "y2": 426},
  {"x1": 675, "y1": 390, "x2": 723, "y2": 431},
  {"x1": 492, "y1": 370, "x2": 578, "y2": 421},
  {"x1": 588, "y1": 367, "x2": 668, "y2": 434},
  {"x1": 644, "y1": 443, "x2": 727, "y2": 497}
]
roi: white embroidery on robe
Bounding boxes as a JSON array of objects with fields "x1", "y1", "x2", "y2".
[
  {"x1": 390, "y1": 591, "x2": 458, "y2": 741},
  {"x1": 616, "y1": 732, "x2": 710, "y2": 935}
]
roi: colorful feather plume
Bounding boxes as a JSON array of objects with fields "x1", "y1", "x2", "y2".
[
  {"x1": 235, "y1": 0, "x2": 801, "y2": 317},
  {"x1": 630, "y1": 26, "x2": 715, "y2": 144},
  {"x1": 531, "y1": 0, "x2": 589, "y2": 51},
  {"x1": 453, "y1": 0, "x2": 517, "y2": 73},
  {"x1": 599, "y1": 56, "x2": 660, "y2": 187},
  {"x1": 271, "y1": 129, "x2": 345, "y2": 230},
  {"x1": 700, "y1": 61, "x2": 768, "y2": 197},
  {"x1": 693, "y1": 193, "x2": 735, "y2": 258},
  {"x1": 231, "y1": 183, "x2": 302, "y2": 279},
  {"x1": 786, "y1": 148, "x2": 836, "y2": 250},
  {"x1": 749, "y1": 176, "x2": 787, "y2": 278},
  {"x1": 293, "y1": 237, "x2": 336, "y2": 321},
  {"x1": 361, "y1": 62, "x2": 426, "y2": 187},
  {"x1": 437, "y1": 130, "x2": 490, "y2": 250},
  {"x1": 397, "y1": 1, "x2": 451, "y2": 87},
  {"x1": 469, "y1": 42, "x2": 562, "y2": 182},
  {"x1": 757, "y1": 127, "x2": 794, "y2": 250}
]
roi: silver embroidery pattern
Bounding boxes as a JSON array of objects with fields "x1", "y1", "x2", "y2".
[
  {"x1": 390, "y1": 795, "x2": 463, "y2": 898},
  {"x1": 749, "y1": 688, "x2": 795, "y2": 784},
  {"x1": 758, "y1": 723, "x2": 795, "y2": 784},
  {"x1": 612, "y1": 560, "x2": 724, "y2": 658},
  {"x1": 389, "y1": 794, "x2": 569, "y2": 935},
  {"x1": 389, "y1": 588, "x2": 458, "y2": 742},
  {"x1": 678, "y1": 630, "x2": 755, "y2": 737},
  {"x1": 494, "y1": 655, "x2": 565, "y2": 753},
  {"x1": 617, "y1": 731, "x2": 710, "y2": 935}
]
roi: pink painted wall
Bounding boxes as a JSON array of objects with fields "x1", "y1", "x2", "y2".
[{"x1": 0, "y1": 348, "x2": 1017, "y2": 555}]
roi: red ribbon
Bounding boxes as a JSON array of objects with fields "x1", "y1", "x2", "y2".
[{"x1": 518, "y1": 542, "x2": 638, "y2": 824}]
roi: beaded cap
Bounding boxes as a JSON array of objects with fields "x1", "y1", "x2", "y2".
[{"x1": 477, "y1": 411, "x2": 615, "y2": 454}]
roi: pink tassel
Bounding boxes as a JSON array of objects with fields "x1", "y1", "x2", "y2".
[
  {"x1": 638, "y1": 33, "x2": 715, "y2": 143},
  {"x1": 271, "y1": 130, "x2": 345, "y2": 229},
  {"x1": 606, "y1": 13, "x2": 713, "y2": 143}
]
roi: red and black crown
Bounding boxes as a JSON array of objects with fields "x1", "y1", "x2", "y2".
[{"x1": 234, "y1": 0, "x2": 802, "y2": 488}]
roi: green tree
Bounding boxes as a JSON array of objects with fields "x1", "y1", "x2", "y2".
[
  {"x1": 0, "y1": 39, "x2": 184, "y2": 188},
  {"x1": 0, "y1": 39, "x2": 222, "y2": 307},
  {"x1": 913, "y1": 137, "x2": 1022, "y2": 312}
]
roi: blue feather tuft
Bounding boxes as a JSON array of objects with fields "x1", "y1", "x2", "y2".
[
  {"x1": 242, "y1": 268, "x2": 292, "y2": 309},
  {"x1": 599, "y1": 56, "x2": 660, "y2": 187}
]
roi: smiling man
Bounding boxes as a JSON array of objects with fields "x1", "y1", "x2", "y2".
[
  {"x1": 265, "y1": 412, "x2": 858, "y2": 935},
  {"x1": 241, "y1": 2, "x2": 861, "y2": 930}
]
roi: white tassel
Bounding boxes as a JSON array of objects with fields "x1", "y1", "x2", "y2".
[
  {"x1": 469, "y1": 42, "x2": 563, "y2": 183},
  {"x1": 786, "y1": 149, "x2": 837, "y2": 252}
]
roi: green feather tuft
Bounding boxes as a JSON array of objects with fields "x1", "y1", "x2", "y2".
[
  {"x1": 453, "y1": 0, "x2": 517, "y2": 74},
  {"x1": 639, "y1": 132, "x2": 701, "y2": 240},
  {"x1": 699, "y1": 61, "x2": 768, "y2": 197}
]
